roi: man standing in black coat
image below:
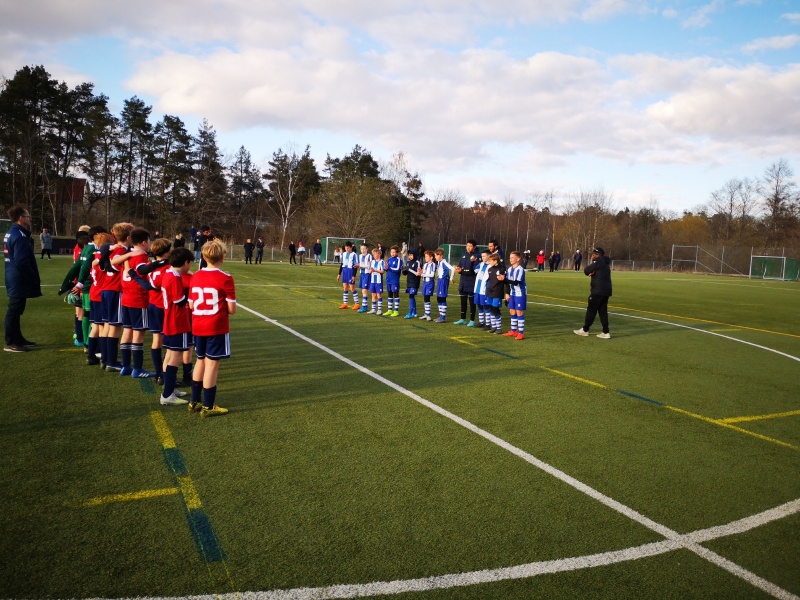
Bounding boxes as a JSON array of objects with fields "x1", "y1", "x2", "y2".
[
  {"x1": 454, "y1": 239, "x2": 480, "y2": 326},
  {"x1": 4, "y1": 205, "x2": 42, "y2": 352},
  {"x1": 574, "y1": 247, "x2": 612, "y2": 339}
]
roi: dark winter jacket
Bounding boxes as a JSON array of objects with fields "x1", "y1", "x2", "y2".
[
  {"x1": 584, "y1": 255, "x2": 612, "y2": 296},
  {"x1": 457, "y1": 249, "x2": 481, "y2": 287},
  {"x1": 4, "y1": 223, "x2": 42, "y2": 298}
]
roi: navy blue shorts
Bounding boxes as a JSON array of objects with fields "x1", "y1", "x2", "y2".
[
  {"x1": 422, "y1": 280, "x2": 434, "y2": 297},
  {"x1": 194, "y1": 333, "x2": 231, "y2": 360},
  {"x1": 147, "y1": 305, "x2": 164, "y2": 334},
  {"x1": 163, "y1": 332, "x2": 192, "y2": 351},
  {"x1": 341, "y1": 267, "x2": 355, "y2": 284},
  {"x1": 386, "y1": 282, "x2": 400, "y2": 293},
  {"x1": 90, "y1": 300, "x2": 104, "y2": 325},
  {"x1": 487, "y1": 297, "x2": 502, "y2": 308},
  {"x1": 474, "y1": 293, "x2": 487, "y2": 307},
  {"x1": 101, "y1": 290, "x2": 122, "y2": 325},
  {"x1": 405, "y1": 287, "x2": 418, "y2": 296},
  {"x1": 359, "y1": 272, "x2": 370, "y2": 290},
  {"x1": 436, "y1": 278, "x2": 450, "y2": 297},
  {"x1": 368, "y1": 282, "x2": 383, "y2": 294},
  {"x1": 122, "y1": 306, "x2": 149, "y2": 330},
  {"x1": 508, "y1": 295, "x2": 527, "y2": 311}
]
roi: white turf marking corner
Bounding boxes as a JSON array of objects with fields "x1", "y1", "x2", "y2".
[{"x1": 235, "y1": 303, "x2": 799, "y2": 600}]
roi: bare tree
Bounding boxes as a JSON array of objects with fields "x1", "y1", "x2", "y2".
[
  {"x1": 758, "y1": 159, "x2": 798, "y2": 245},
  {"x1": 428, "y1": 189, "x2": 464, "y2": 246}
]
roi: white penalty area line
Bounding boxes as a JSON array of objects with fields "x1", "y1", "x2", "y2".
[
  {"x1": 235, "y1": 302, "x2": 799, "y2": 600},
  {"x1": 530, "y1": 301, "x2": 800, "y2": 364}
]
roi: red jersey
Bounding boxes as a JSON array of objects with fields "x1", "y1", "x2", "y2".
[
  {"x1": 161, "y1": 268, "x2": 191, "y2": 336},
  {"x1": 99, "y1": 245, "x2": 126, "y2": 293},
  {"x1": 148, "y1": 261, "x2": 170, "y2": 308},
  {"x1": 73, "y1": 243, "x2": 82, "y2": 262},
  {"x1": 121, "y1": 251, "x2": 151, "y2": 308},
  {"x1": 190, "y1": 268, "x2": 236, "y2": 336},
  {"x1": 89, "y1": 249, "x2": 105, "y2": 302}
]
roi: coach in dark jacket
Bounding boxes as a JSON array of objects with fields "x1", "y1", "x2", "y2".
[
  {"x1": 454, "y1": 239, "x2": 481, "y2": 325},
  {"x1": 4, "y1": 205, "x2": 42, "y2": 352},
  {"x1": 574, "y1": 247, "x2": 612, "y2": 339}
]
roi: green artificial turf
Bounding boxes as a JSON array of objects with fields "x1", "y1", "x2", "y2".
[{"x1": 0, "y1": 259, "x2": 797, "y2": 599}]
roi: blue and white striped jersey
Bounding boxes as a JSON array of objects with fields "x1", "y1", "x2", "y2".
[
  {"x1": 474, "y1": 262, "x2": 490, "y2": 294},
  {"x1": 341, "y1": 251, "x2": 357, "y2": 269},
  {"x1": 369, "y1": 259, "x2": 385, "y2": 284},
  {"x1": 436, "y1": 258, "x2": 455, "y2": 281},
  {"x1": 506, "y1": 265, "x2": 526, "y2": 297},
  {"x1": 422, "y1": 261, "x2": 436, "y2": 281},
  {"x1": 358, "y1": 253, "x2": 371, "y2": 271}
]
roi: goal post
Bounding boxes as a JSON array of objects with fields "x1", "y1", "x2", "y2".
[
  {"x1": 749, "y1": 255, "x2": 800, "y2": 281},
  {"x1": 320, "y1": 237, "x2": 366, "y2": 263}
]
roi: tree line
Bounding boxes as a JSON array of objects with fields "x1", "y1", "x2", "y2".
[{"x1": 1, "y1": 65, "x2": 798, "y2": 266}]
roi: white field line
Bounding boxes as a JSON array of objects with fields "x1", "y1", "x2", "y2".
[
  {"x1": 530, "y1": 301, "x2": 800, "y2": 363},
  {"x1": 233, "y1": 302, "x2": 799, "y2": 600}
]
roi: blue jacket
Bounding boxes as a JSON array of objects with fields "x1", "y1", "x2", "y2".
[
  {"x1": 457, "y1": 249, "x2": 481, "y2": 283},
  {"x1": 4, "y1": 223, "x2": 42, "y2": 298}
]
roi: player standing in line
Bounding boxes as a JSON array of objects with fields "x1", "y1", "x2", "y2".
[
  {"x1": 385, "y1": 245, "x2": 403, "y2": 317},
  {"x1": 85, "y1": 232, "x2": 113, "y2": 365},
  {"x1": 113, "y1": 227, "x2": 155, "y2": 377},
  {"x1": 189, "y1": 240, "x2": 236, "y2": 417},
  {"x1": 419, "y1": 250, "x2": 436, "y2": 321},
  {"x1": 485, "y1": 253, "x2": 506, "y2": 334},
  {"x1": 158, "y1": 248, "x2": 194, "y2": 405},
  {"x1": 367, "y1": 248, "x2": 385, "y2": 315},
  {"x1": 96, "y1": 223, "x2": 133, "y2": 371},
  {"x1": 454, "y1": 239, "x2": 480, "y2": 326},
  {"x1": 503, "y1": 251, "x2": 527, "y2": 340},
  {"x1": 356, "y1": 243, "x2": 371, "y2": 312},
  {"x1": 473, "y1": 250, "x2": 491, "y2": 329},
  {"x1": 402, "y1": 249, "x2": 421, "y2": 319},
  {"x1": 337, "y1": 241, "x2": 359, "y2": 309},
  {"x1": 433, "y1": 248, "x2": 455, "y2": 323}
]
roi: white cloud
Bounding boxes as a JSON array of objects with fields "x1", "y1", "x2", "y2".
[
  {"x1": 782, "y1": 13, "x2": 800, "y2": 24},
  {"x1": 742, "y1": 35, "x2": 800, "y2": 53},
  {"x1": 682, "y1": 0, "x2": 723, "y2": 29}
]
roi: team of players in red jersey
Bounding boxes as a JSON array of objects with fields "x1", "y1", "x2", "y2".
[{"x1": 62, "y1": 222, "x2": 236, "y2": 417}]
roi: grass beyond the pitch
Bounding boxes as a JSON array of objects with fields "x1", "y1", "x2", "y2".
[{"x1": 1, "y1": 259, "x2": 798, "y2": 599}]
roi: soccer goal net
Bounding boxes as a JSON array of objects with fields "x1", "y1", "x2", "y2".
[
  {"x1": 749, "y1": 256, "x2": 800, "y2": 281},
  {"x1": 321, "y1": 237, "x2": 366, "y2": 263}
]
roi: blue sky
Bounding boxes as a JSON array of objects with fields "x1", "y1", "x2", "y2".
[{"x1": 2, "y1": 0, "x2": 799, "y2": 215}]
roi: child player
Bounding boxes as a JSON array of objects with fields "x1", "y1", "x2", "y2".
[
  {"x1": 337, "y1": 241, "x2": 359, "y2": 309},
  {"x1": 473, "y1": 249, "x2": 491, "y2": 329},
  {"x1": 189, "y1": 239, "x2": 236, "y2": 417},
  {"x1": 503, "y1": 251, "x2": 527, "y2": 340},
  {"x1": 367, "y1": 247, "x2": 385, "y2": 315},
  {"x1": 485, "y1": 253, "x2": 506, "y2": 334},
  {"x1": 385, "y1": 245, "x2": 403, "y2": 317},
  {"x1": 402, "y1": 249, "x2": 421, "y2": 319},
  {"x1": 158, "y1": 248, "x2": 194, "y2": 405},
  {"x1": 113, "y1": 227, "x2": 155, "y2": 377},
  {"x1": 96, "y1": 222, "x2": 133, "y2": 371},
  {"x1": 419, "y1": 250, "x2": 436, "y2": 321},
  {"x1": 356, "y1": 242, "x2": 371, "y2": 312},
  {"x1": 433, "y1": 248, "x2": 455, "y2": 323}
]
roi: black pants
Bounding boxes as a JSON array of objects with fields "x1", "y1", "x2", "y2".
[
  {"x1": 41, "y1": 249, "x2": 51, "y2": 259},
  {"x1": 245, "y1": 253, "x2": 253, "y2": 264},
  {"x1": 583, "y1": 294, "x2": 610, "y2": 333},
  {"x1": 256, "y1": 250, "x2": 263, "y2": 264},
  {"x1": 290, "y1": 252, "x2": 297, "y2": 264},
  {"x1": 5, "y1": 296, "x2": 27, "y2": 345},
  {"x1": 459, "y1": 288, "x2": 476, "y2": 320}
]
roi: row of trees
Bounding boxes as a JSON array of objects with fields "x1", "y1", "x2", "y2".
[{"x1": 1, "y1": 64, "x2": 798, "y2": 264}]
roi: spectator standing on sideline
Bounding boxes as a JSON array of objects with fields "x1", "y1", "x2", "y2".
[
  {"x1": 173, "y1": 233, "x2": 186, "y2": 248},
  {"x1": 313, "y1": 239, "x2": 323, "y2": 265},
  {"x1": 522, "y1": 249, "x2": 531, "y2": 269},
  {"x1": 4, "y1": 205, "x2": 42, "y2": 352},
  {"x1": 255, "y1": 237, "x2": 265, "y2": 264},
  {"x1": 243, "y1": 239, "x2": 254, "y2": 264},
  {"x1": 193, "y1": 230, "x2": 202, "y2": 262},
  {"x1": 39, "y1": 228, "x2": 53, "y2": 260},
  {"x1": 297, "y1": 241, "x2": 306, "y2": 265},
  {"x1": 554, "y1": 251, "x2": 562, "y2": 271},
  {"x1": 416, "y1": 242, "x2": 425, "y2": 260},
  {"x1": 536, "y1": 250, "x2": 545, "y2": 271},
  {"x1": 574, "y1": 247, "x2": 612, "y2": 339},
  {"x1": 334, "y1": 246, "x2": 342, "y2": 263},
  {"x1": 574, "y1": 249, "x2": 583, "y2": 271},
  {"x1": 197, "y1": 226, "x2": 214, "y2": 269},
  {"x1": 377, "y1": 243, "x2": 386, "y2": 260},
  {"x1": 548, "y1": 251, "x2": 556, "y2": 272},
  {"x1": 288, "y1": 241, "x2": 297, "y2": 264}
]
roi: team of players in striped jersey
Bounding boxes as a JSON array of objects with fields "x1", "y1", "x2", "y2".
[
  {"x1": 60, "y1": 223, "x2": 236, "y2": 416},
  {"x1": 337, "y1": 239, "x2": 527, "y2": 340}
]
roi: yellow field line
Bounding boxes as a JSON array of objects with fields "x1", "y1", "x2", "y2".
[
  {"x1": 82, "y1": 487, "x2": 178, "y2": 507},
  {"x1": 450, "y1": 336, "x2": 480, "y2": 348},
  {"x1": 528, "y1": 293, "x2": 800, "y2": 339},
  {"x1": 539, "y1": 366, "x2": 610, "y2": 389},
  {"x1": 665, "y1": 406, "x2": 800, "y2": 452},
  {"x1": 150, "y1": 411, "x2": 177, "y2": 449},
  {"x1": 720, "y1": 409, "x2": 800, "y2": 424},
  {"x1": 176, "y1": 476, "x2": 203, "y2": 510}
]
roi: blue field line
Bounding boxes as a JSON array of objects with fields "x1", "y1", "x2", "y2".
[
  {"x1": 484, "y1": 348, "x2": 519, "y2": 359},
  {"x1": 139, "y1": 378, "x2": 155, "y2": 394},
  {"x1": 186, "y1": 509, "x2": 226, "y2": 562},
  {"x1": 616, "y1": 389, "x2": 664, "y2": 406},
  {"x1": 162, "y1": 447, "x2": 187, "y2": 476},
  {"x1": 410, "y1": 324, "x2": 430, "y2": 331}
]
